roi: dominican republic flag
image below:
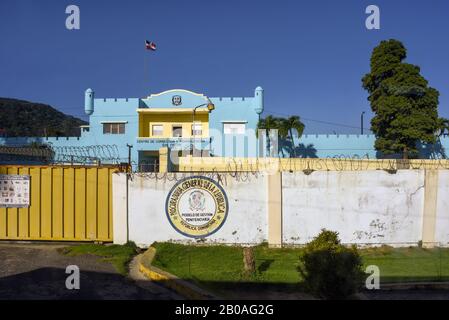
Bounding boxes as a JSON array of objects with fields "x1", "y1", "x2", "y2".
[{"x1": 145, "y1": 40, "x2": 156, "y2": 51}]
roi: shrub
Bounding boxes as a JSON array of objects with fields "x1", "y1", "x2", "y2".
[{"x1": 298, "y1": 229, "x2": 364, "y2": 299}]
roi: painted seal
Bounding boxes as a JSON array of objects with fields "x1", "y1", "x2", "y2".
[{"x1": 165, "y1": 176, "x2": 229, "y2": 238}]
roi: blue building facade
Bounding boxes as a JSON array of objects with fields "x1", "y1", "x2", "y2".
[
  {"x1": 1, "y1": 86, "x2": 448, "y2": 167},
  {"x1": 1, "y1": 87, "x2": 265, "y2": 168}
]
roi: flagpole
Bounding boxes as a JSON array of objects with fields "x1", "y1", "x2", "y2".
[
  {"x1": 143, "y1": 40, "x2": 156, "y2": 95},
  {"x1": 143, "y1": 48, "x2": 148, "y2": 94},
  {"x1": 146, "y1": 49, "x2": 149, "y2": 91}
]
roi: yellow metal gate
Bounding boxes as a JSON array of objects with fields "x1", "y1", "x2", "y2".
[{"x1": 0, "y1": 166, "x2": 116, "y2": 242}]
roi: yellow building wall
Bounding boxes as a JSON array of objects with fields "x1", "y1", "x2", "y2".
[
  {"x1": 139, "y1": 113, "x2": 209, "y2": 138},
  {"x1": 0, "y1": 165, "x2": 115, "y2": 242}
]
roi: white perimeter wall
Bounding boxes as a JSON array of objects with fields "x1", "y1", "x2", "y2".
[
  {"x1": 435, "y1": 171, "x2": 449, "y2": 245},
  {"x1": 282, "y1": 171, "x2": 425, "y2": 245},
  {"x1": 113, "y1": 173, "x2": 267, "y2": 247},
  {"x1": 113, "y1": 170, "x2": 449, "y2": 247}
]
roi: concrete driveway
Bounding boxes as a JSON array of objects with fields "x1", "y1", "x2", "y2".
[{"x1": 0, "y1": 243, "x2": 180, "y2": 300}]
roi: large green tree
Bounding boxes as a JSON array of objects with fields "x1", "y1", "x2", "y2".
[{"x1": 362, "y1": 39, "x2": 445, "y2": 159}]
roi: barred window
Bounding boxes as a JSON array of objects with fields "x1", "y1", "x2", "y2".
[{"x1": 103, "y1": 123, "x2": 125, "y2": 134}]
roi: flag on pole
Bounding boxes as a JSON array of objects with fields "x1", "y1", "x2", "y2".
[{"x1": 145, "y1": 40, "x2": 157, "y2": 51}]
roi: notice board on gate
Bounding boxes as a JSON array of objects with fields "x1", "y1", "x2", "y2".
[{"x1": 0, "y1": 174, "x2": 30, "y2": 208}]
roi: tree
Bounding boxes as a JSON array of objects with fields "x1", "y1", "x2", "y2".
[
  {"x1": 362, "y1": 39, "x2": 443, "y2": 159},
  {"x1": 257, "y1": 115, "x2": 305, "y2": 157},
  {"x1": 437, "y1": 118, "x2": 449, "y2": 136},
  {"x1": 0, "y1": 98, "x2": 86, "y2": 137},
  {"x1": 257, "y1": 115, "x2": 280, "y2": 157},
  {"x1": 279, "y1": 116, "x2": 305, "y2": 157}
]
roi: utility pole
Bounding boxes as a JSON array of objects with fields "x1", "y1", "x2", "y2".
[
  {"x1": 191, "y1": 106, "x2": 200, "y2": 156},
  {"x1": 190, "y1": 101, "x2": 215, "y2": 156},
  {"x1": 361, "y1": 111, "x2": 366, "y2": 135},
  {"x1": 126, "y1": 144, "x2": 133, "y2": 172}
]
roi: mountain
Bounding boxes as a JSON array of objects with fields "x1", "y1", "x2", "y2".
[{"x1": 0, "y1": 98, "x2": 87, "y2": 137}]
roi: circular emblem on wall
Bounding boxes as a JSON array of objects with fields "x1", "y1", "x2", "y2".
[
  {"x1": 165, "y1": 176, "x2": 229, "y2": 238},
  {"x1": 172, "y1": 95, "x2": 182, "y2": 106}
]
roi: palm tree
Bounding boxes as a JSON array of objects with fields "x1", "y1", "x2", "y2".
[
  {"x1": 277, "y1": 118, "x2": 289, "y2": 140},
  {"x1": 257, "y1": 115, "x2": 280, "y2": 157},
  {"x1": 278, "y1": 116, "x2": 305, "y2": 157},
  {"x1": 257, "y1": 115, "x2": 305, "y2": 157},
  {"x1": 277, "y1": 118, "x2": 290, "y2": 158}
]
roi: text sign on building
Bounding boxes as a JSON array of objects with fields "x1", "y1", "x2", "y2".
[
  {"x1": 0, "y1": 174, "x2": 30, "y2": 208},
  {"x1": 165, "y1": 176, "x2": 228, "y2": 238}
]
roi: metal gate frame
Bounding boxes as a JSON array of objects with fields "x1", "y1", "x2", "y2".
[{"x1": 0, "y1": 165, "x2": 117, "y2": 241}]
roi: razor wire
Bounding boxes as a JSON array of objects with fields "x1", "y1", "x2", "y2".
[
  {"x1": 162, "y1": 154, "x2": 449, "y2": 177},
  {"x1": 0, "y1": 145, "x2": 54, "y2": 159},
  {"x1": 129, "y1": 168, "x2": 261, "y2": 185},
  {"x1": 2, "y1": 144, "x2": 449, "y2": 174},
  {"x1": 49, "y1": 144, "x2": 121, "y2": 164},
  {"x1": 0, "y1": 144, "x2": 122, "y2": 165}
]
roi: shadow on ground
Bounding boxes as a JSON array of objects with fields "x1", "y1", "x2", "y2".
[{"x1": 0, "y1": 267, "x2": 172, "y2": 300}]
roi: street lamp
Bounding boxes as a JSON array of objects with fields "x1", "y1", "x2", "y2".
[
  {"x1": 361, "y1": 111, "x2": 366, "y2": 135},
  {"x1": 191, "y1": 99, "x2": 215, "y2": 155}
]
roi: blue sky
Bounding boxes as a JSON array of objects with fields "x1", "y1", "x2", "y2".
[{"x1": 0, "y1": 0, "x2": 448, "y2": 133}]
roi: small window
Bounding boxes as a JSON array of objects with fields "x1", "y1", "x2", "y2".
[
  {"x1": 191, "y1": 123, "x2": 202, "y2": 136},
  {"x1": 103, "y1": 123, "x2": 125, "y2": 134},
  {"x1": 223, "y1": 123, "x2": 245, "y2": 135},
  {"x1": 152, "y1": 124, "x2": 163, "y2": 136},
  {"x1": 172, "y1": 126, "x2": 183, "y2": 138}
]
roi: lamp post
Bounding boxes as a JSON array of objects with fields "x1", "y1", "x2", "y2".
[
  {"x1": 361, "y1": 111, "x2": 366, "y2": 135},
  {"x1": 191, "y1": 100, "x2": 215, "y2": 155}
]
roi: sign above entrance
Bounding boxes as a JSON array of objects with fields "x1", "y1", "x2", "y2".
[{"x1": 165, "y1": 176, "x2": 229, "y2": 238}]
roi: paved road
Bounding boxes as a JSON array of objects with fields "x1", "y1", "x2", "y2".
[
  {"x1": 3, "y1": 243, "x2": 448, "y2": 300},
  {"x1": 0, "y1": 243, "x2": 181, "y2": 300}
]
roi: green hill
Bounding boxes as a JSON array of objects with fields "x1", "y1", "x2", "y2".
[{"x1": 0, "y1": 98, "x2": 87, "y2": 137}]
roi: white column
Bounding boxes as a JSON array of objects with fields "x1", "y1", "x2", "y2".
[{"x1": 112, "y1": 173, "x2": 128, "y2": 244}]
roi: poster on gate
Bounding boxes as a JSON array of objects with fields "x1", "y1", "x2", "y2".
[{"x1": 0, "y1": 174, "x2": 30, "y2": 208}]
